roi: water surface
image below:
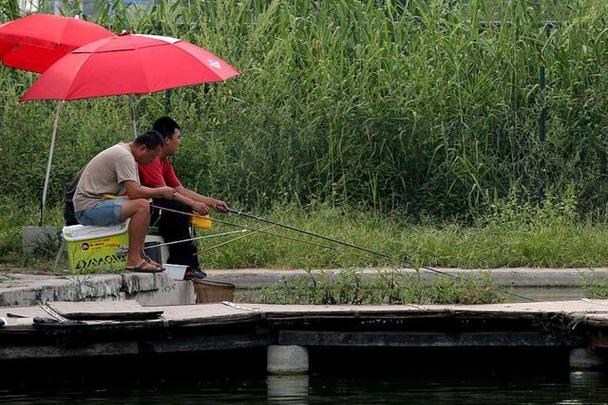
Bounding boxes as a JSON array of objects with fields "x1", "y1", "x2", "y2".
[{"x1": 2, "y1": 371, "x2": 608, "y2": 404}]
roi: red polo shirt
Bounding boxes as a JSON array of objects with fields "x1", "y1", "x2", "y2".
[{"x1": 138, "y1": 156, "x2": 181, "y2": 188}]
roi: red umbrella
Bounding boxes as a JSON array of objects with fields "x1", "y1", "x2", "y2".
[
  {"x1": 20, "y1": 33, "x2": 240, "y2": 224},
  {"x1": 21, "y1": 33, "x2": 240, "y2": 100},
  {"x1": 0, "y1": 14, "x2": 113, "y2": 73},
  {"x1": 0, "y1": 14, "x2": 114, "y2": 225}
]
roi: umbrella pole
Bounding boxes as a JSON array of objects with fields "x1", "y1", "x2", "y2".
[
  {"x1": 39, "y1": 101, "x2": 63, "y2": 226},
  {"x1": 129, "y1": 95, "x2": 138, "y2": 137}
]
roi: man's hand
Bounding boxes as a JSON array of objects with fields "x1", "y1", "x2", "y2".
[
  {"x1": 191, "y1": 201, "x2": 210, "y2": 215},
  {"x1": 157, "y1": 186, "x2": 175, "y2": 200},
  {"x1": 213, "y1": 199, "x2": 229, "y2": 213}
]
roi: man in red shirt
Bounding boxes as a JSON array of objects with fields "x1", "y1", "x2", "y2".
[{"x1": 138, "y1": 117, "x2": 229, "y2": 279}]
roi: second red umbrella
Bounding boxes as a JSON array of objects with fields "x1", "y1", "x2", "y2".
[{"x1": 0, "y1": 14, "x2": 113, "y2": 73}]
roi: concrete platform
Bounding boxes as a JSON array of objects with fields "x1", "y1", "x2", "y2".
[{"x1": 2, "y1": 299, "x2": 608, "y2": 367}]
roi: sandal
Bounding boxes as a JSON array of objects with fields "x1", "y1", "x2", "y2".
[
  {"x1": 126, "y1": 259, "x2": 164, "y2": 273},
  {"x1": 141, "y1": 250, "x2": 162, "y2": 268}
]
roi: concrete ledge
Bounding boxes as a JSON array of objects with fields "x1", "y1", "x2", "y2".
[
  {"x1": 121, "y1": 272, "x2": 173, "y2": 294},
  {"x1": 205, "y1": 268, "x2": 608, "y2": 289},
  {"x1": 3, "y1": 267, "x2": 608, "y2": 307},
  {"x1": 0, "y1": 272, "x2": 182, "y2": 307},
  {"x1": 0, "y1": 274, "x2": 120, "y2": 307}
]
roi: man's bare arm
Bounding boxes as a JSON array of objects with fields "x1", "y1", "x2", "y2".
[
  {"x1": 123, "y1": 180, "x2": 174, "y2": 200},
  {"x1": 175, "y1": 185, "x2": 229, "y2": 212}
]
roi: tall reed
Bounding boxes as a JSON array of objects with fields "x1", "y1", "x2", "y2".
[{"x1": 2, "y1": 0, "x2": 608, "y2": 218}]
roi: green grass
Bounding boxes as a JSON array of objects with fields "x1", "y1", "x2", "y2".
[
  {"x1": 199, "y1": 203, "x2": 608, "y2": 270},
  {"x1": 3, "y1": 193, "x2": 608, "y2": 273}
]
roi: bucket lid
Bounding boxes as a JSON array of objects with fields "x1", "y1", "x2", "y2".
[{"x1": 62, "y1": 222, "x2": 128, "y2": 241}]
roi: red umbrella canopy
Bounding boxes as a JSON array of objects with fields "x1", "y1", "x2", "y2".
[
  {"x1": 0, "y1": 14, "x2": 113, "y2": 73},
  {"x1": 21, "y1": 33, "x2": 241, "y2": 101}
]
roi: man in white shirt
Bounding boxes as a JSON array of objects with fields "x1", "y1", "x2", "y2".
[{"x1": 73, "y1": 130, "x2": 175, "y2": 272}]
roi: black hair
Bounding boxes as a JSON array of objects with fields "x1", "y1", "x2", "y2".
[
  {"x1": 153, "y1": 116, "x2": 180, "y2": 138},
  {"x1": 134, "y1": 130, "x2": 164, "y2": 149}
]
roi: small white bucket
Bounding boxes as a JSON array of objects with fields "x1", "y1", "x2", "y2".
[{"x1": 164, "y1": 264, "x2": 187, "y2": 280}]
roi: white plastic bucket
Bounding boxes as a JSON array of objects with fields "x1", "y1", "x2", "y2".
[
  {"x1": 61, "y1": 223, "x2": 129, "y2": 272},
  {"x1": 164, "y1": 264, "x2": 187, "y2": 280}
]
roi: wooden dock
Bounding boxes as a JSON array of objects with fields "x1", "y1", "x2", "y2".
[{"x1": 2, "y1": 299, "x2": 608, "y2": 369}]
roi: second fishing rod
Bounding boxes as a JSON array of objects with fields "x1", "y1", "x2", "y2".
[{"x1": 151, "y1": 202, "x2": 536, "y2": 303}]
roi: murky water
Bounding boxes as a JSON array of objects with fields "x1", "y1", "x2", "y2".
[{"x1": 2, "y1": 371, "x2": 608, "y2": 404}]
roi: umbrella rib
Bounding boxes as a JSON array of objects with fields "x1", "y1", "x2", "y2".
[
  {"x1": 73, "y1": 42, "x2": 177, "y2": 54},
  {"x1": 63, "y1": 56, "x2": 93, "y2": 100}
]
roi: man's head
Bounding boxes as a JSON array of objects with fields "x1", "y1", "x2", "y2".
[
  {"x1": 153, "y1": 116, "x2": 181, "y2": 157},
  {"x1": 132, "y1": 130, "x2": 164, "y2": 164}
]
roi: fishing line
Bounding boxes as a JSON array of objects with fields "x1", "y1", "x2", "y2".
[
  {"x1": 227, "y1": 208, "x2": 536, "y2": 303},
  {"x1": 149, "y1": 203, "x2": 342, "y2": 254},
  {"x1": 144, "y1": 200, "x2": 535, "y2": 302},
  {"x1": 195, "y1": 224, "x2": 277, "y2": 255},
  {"x1": 143, "y1": 229, "x2": 247, "y2": 250}
]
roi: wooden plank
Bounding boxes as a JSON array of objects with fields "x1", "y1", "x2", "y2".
[
  {"x1": 0, "y1": 306, "x2": 49, "y2": 329},
  {"x1": 47, "y1": 300, "x2": 163, "y2": 321},
  {"x1": 2, "y1": 300, "x2": 608, "y2": 361},
  {"x1": 444, "y1": 299, "x2": 608, "y2": 314},
  {"x1": 0, "y1": 306, "x2": 49, "y2": 319},
  {"x1": 278, "y1": 330, "x2": 584, "y2": 347},
  {"x1": 233, "y1": 300, "x2": 608, "y2": 317},
  {"x1": 0, "y1": 332, "x2": 275, "y2": 360},
  {"x1": 149, "y1": 303, "x2": 260, "y2": 326}
]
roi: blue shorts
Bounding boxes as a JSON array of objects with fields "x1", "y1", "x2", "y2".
[{"x1": 75, "y1": 199, "x2": 125, "y2": 226}]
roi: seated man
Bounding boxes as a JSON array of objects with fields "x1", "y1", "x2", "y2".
[
  {"x1": 73, "y1": 131, "x2": 175, "y2": 272},
  {"x1": 138, "y1": 117, "x2": 229, "y2": 280}
]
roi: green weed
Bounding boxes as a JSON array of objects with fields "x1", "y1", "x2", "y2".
[
  {"x1": 583, "y1": 273, "x2": 608, "y2": 299},
  {"x1": 258, "y1": 269, "x2": 504, "y2": 305}
]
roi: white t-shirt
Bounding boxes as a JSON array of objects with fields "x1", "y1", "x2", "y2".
[{"x1": 73, "y1": 143, "x2": 140, "y2": 212}]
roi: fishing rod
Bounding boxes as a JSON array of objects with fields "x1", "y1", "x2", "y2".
[
  {"x1": 229, "y1": 208, "x2": 391, "y2": 259},
  {"x1": 101, "y1": 195, "x2": 340, "y2": 254},
  {"x1": 104, "y1": 195, "x2": 535, "y2": 302},
  {"x1": 228, "y1": 208, "x2": 536, "y2": 303},
  {"x1": 149, "y1": 203, "x2": 343, "y2": 254}
]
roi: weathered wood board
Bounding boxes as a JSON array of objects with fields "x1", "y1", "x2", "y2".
[{"x1": 47, "y1": 300, "x2": 163, "y2": 321}]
